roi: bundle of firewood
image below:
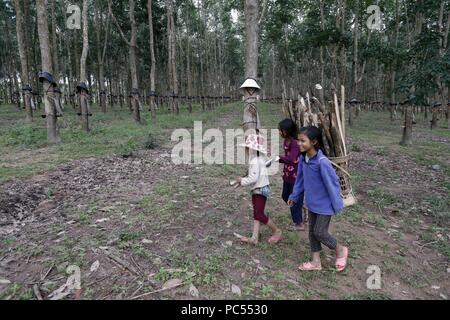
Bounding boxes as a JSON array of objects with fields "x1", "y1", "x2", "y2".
[
  {"x1": 282, "y1": 84, "x2": 355, "y2": 207},
  {"x1": 282, "y1": 85, "x2": 347, "y2": 158}
]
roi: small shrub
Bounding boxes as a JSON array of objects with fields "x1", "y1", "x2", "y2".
[
  {"x1": 351, "y1": 144, "x2": 362, "y2": 152},
  {"x1": 115, "y1": 138, "x2": 139, "y2": 157},
  {"x1": 143, "y1": 132, "x2": 159, "y2": 150}
]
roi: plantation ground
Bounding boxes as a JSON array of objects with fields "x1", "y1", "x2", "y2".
[{"x1": 0, "y1": 102, "x2": 449, "y2": 300}]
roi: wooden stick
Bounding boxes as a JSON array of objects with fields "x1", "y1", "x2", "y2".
[
  {"x1": 300, "y1": 110, "x2": 305, "y2": 128},
  {"x1": 322, "y1": 134, "x2": 332, "y2": 157},
  {"x1": 288, "y1": 99, "x2": 295, "y2": 121},
  {"x1": 341, "y1": 85, "x2": 346, "y2": 141},
  {"x1": 308, "y1": 113, "x2": 314, "y2": 126},
  {"x1": 130, "y1": 255, "x2": 144, "y2": 276},
  {"x1": 103, "y1": 250, "x2": 140, "y2": 276},
  {"x1": 315, "y1": 84, "x2": 327, "y2": 114},
  {"x1": 33, "y1": 284, "x2": 43, "y2": 300},
  {"x1": 306, "y1": 92, "x2": 312, "y2": 113},
  {"x1": 334, "y1": 93, "x2": 347, "y2": 155},
  {"x1": 318, "y1": 112, "x2": 335, "y2": 157},
  {"x1": 130, "y1": 281, "x2": 185, "y2": 300},
  {"x1": 300, "y1": 96, "x2": 307, "y2": 111},
  {"x1": 330, "y1": 113, "x2": 344, "y2": 157},
  {"x1": 295, "y1": 105, "x2": 301, "y2": 127},
  {"x1": 311, "y1": 113, "x2": 319, "y2": 127},
  {"x1": 41, "y1": 265, "x2": 54, "y2": 282}
]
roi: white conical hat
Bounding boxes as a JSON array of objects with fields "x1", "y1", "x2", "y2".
[{"x1": 240, "y1": 78, "x2": 261, "y2": 90}]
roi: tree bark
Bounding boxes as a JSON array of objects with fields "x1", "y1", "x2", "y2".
[
  {"x1": 147, "y1": 0, "x2": 157, "y2": 119},
  {"x1": 400, "y1": 104, "x2": 413, "y2": 145},
  {"x1": 96, "y1": 2, "x2": 109, "y2": 113},
  {"x1": 400, "y1": 1, "x2": 424, "y2": 145},
  {"x1": 166, "y1": 0, "x2": 179, "y2": 115},
  {"x1": 186, "y1": 8, "x2": 193, "y2": 114},
  {"x1": 431, "y1": 106, "x2": 439, "y2": 129},
  {"x1": 389, "y1": 0, "x2": 400, "y2": 122},
  {"x1": 243, "y1": 0, "x2": 260, "y2": 136},
  {"x1": 349, "y1": 6, "x2": 359, "y2": 127},
  {"x1": 13, "y1": 0, "x2": 33, "y2": 122},
  {"x1": 79, "y1": 0, "x2": 90, "y2": 132},
  {"x1": 319, "y1": 0, "x2": 325, "y2": 87},
  {"x1": 51, "y1": 0, "x2": 59, "y2": 83},
  {"x1": 36, "y1": 0, "x2": 60, "y2": 144},
  {"x1": 446, "y1": 87, "x2": 450, "y2": 128}
]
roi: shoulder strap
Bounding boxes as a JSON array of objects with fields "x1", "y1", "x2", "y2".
[
  {"x1": 318, "y1": 156, "x2": 328, "y2": 164},
  {"x1": 319, "y1": 155, "x2": 351, "y2": 177}
]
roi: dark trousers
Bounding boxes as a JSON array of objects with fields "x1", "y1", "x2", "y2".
[
  {"x1": 282, "y1": 181, "x2": 303, "y2": 225},
  {"x1": 308, "y1": 212, "x2": 337, "y2": 252}
]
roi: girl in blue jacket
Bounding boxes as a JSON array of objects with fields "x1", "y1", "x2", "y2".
[{"x1": 288, "y1": 126, "x2": 349, "y2": 272}]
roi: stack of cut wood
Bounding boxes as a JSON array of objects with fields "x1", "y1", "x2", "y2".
[{"x1": 282, "y1": 84, "x2": 355, "y2": 207}]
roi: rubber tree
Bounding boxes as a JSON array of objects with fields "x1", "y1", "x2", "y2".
[{"x1": 36, "y1": 0, "x2": 60, "y2": 144}]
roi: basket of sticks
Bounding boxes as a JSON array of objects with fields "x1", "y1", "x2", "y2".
[
  {"x1": 328, "y1": 154, "x2": 356, "y2": 208},
  {"x1": 282, "y1": 84, "x2": 357, "y2": 208}
]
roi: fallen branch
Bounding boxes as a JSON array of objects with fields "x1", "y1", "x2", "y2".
[
  {"x1": 102, "y1": 249, "x2": 140, "y2": 276},
  {"x1": 33, "y1": 284, "x2": 43, "y2": 300},
  {"x1": 41, "y1": 265, "x2": 54, "y2": 282},
  {"x1": 130, "y1": 281, "x2": 185, "y2": 300},
  {"x1": 130, "y1": 255, "x2": 144, "y2": 276}
]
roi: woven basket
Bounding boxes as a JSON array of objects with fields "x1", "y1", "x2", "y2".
[{"x1": 328, "y1": 154, "x2": 357, "y2": 207}]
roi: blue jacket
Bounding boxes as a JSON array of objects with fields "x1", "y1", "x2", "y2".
[{"x1": 288, "y1": 149, "x2": 344, "y2": 215}]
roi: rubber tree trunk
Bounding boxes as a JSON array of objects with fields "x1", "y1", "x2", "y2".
[
  {"x1": 96, "y1": 1, "x2": 108, "y2": 113},
  {"x1": 130, "y1": 45, "x2": 141, "y2": 123},
  {"x1": 147, "y1": 0, "x2": 157, "y2": 119},
  {"x1": 390, "y1": 0, "x2": 400, "y2": 122},
  {"x1": 185, "y1": 7, "x2": 193, "y2": 114},
  {"x1": 129, "y1": 0, "x2": 141, "y2": 123},
  {"x1": 243, "y1": 0, "x2": 260, "y2": 136},
  {"x1": 36, "y1": 0, "x2": 60, "y2": 144},
  {"x1": 50, "y1": 0, "x2": 59, "y2": 82},
  {"x1": 447, "y1": 86, "x2": 450, "y2": 128},
  {"x1": 79, "y1": 0, "x2": 90, "y2": 132},
  {"x1": 400, "y1": 105, "x2": 413, "y2": 146},
  {"x1": 349, "y1": 6, "x2": 360, "y2": 128},
  {"x1": 400, "y1": 0, "x2": 423, "y2": 145},
  {"x1": 80, "y1": 94, "x2": 90, "y2": 132},
  {"x1": 431, "y1": 108, "x2": 439, "y2": 129},
  {"x1": 13, "y1": 0, "x2": 33, "y2": 122},
  {"x1": 166, "y1": 0, "x2": 179, "y2": 115}
]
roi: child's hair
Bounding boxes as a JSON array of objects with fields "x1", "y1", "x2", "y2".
[
  {"x1": 299, "y1": 126, "x2": 324, "y2": 154},
  {"x1": 278, "y1": 119, "x2": 299, "y2": 139}
]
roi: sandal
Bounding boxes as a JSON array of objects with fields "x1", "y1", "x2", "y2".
[
  {"x1": 268, "y1": 232, "x2": 283, "y2": 244},
  {"x1": 298, "y1": 262, "x2": 322, "y2": 271},
  {"x1": 335, "y1": 247, "x2": 349, "y2": 272}
]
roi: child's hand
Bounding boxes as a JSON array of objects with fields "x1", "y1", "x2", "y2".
[
  {"x1": 237, "y1": 177, "x2": 242, "y2": 184},
  {"x1": 287, "y1": 200, "x2": 295, "y2": 207}
]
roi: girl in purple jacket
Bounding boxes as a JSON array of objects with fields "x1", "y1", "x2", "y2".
[{"x1": 288, "y1": 126, "x2": 349, "y2": 272}]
